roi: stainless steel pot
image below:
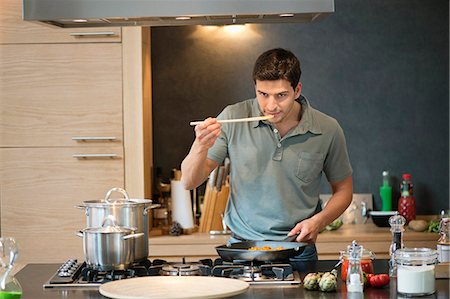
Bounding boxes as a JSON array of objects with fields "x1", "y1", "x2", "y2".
[
  {"x1": 77, "y1": 216, "x2": 144, "y2": 271},
  {"x1": 76, "y1": 188, "x2": 159, "y2": 262}
]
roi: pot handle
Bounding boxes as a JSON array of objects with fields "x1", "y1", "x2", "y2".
[
  {"x1": 144, "y1": 204, "x2": 161, "y2": 215},
  {"x1": 104, "y1": 187, "x2": 130, "y2": 203},
  {"x1": 122, "y1": 233, "x2": 144, "y2": 240},
  {"x1": 74, "y1": 204, "x2": 90, "y2": 216},
  {"x1": 76, "y1": 231, "x2": 83, "y2": 238}
]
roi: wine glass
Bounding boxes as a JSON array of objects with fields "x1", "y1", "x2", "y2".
[{"x1": 0, "y1": 237, "x2": 22, "y2": 298}]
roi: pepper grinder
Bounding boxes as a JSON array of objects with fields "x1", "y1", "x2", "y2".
[
  {"x1": 389, "y1": 214, "x2": 406, "y2": 277},
  {"x1": 346, "y1": 240, "x2": 364, "y2": 293}
]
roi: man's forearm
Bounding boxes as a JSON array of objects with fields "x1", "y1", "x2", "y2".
[
  {"x1": 181, "y1": 141, "x2": 214, "y2": 190},
  {"x1": 311, "y1": 176, "x2": 353, "y2": 230}
]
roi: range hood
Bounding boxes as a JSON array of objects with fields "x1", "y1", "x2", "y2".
[{"x1": 23, "y1": 0, "x2": 334, "y2": 28}]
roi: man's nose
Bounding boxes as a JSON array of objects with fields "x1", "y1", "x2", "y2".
[{"x1": 266, "y1": 96, "x2": 278, "y2": 110}]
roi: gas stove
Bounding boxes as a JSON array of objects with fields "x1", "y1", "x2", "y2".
[{"x1": 43, "y1": 258, "x2": 301, "y2": 288}]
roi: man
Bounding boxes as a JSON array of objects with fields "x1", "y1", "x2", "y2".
[{"x1": 181, "y1": 48, "x2": 353, "y2": 261}]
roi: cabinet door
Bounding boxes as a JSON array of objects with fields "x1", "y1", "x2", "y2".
[
  {"x1": 0, "y1": 0, "x2": 121, "y2": 44},
  {"x1": 0, "y1": 43, "x2": 123, "y2": 147},
  {"x1": 0, "y1": 146, "x2": 124, "y2": 263}
]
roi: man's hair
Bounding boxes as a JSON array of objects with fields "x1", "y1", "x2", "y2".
[{"x1": 252, "y1": 48, "x2": 301, "y2": 90}]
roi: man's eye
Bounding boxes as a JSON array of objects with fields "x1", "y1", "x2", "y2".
[
  {"x1": 277, "y1": 93, "x2": 288, "y2": 98},
  {"x1": 259, "y1": 92, "x2": 268, "y2": 97}
]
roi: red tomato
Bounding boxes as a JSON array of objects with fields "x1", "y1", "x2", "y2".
[
  {"x1": 369, "y1": 274, "x2": 390, "y2": 288},
  {"x1": 341, "y1": 259, "x2": 374, "y2": 281},
  {"x1": 364, "y1": 273, "x2": 374, "y2": 287}
]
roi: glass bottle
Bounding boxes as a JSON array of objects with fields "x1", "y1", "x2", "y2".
[
  {"x1": 398, "y1": 173, "x2": 416, "y2": 223},
  {"x1": 0, "y1": 237, "x2": 22, "y2": 299},
  {"x1": 388, "y1": 214, "x2": 406, "y2": 277},
  {"x1": 437, "y1": 217, "x2": 450, "y2": 263},
  {"x1": 380, "y1": 170, "x2": 392, "y2": 211},
  {"x1": 346, "y1": 240, "x2": 364, "y2": 293}
]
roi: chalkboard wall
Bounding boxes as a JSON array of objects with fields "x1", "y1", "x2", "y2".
[{"x1": 151, "y1": 0, "x2": 449, "y2": 214}]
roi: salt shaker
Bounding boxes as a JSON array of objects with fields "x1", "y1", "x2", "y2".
[
  {"x1": 346, "y1": 240, "x2": 364, "y2": 293},
  {"x1": 388, "y1": 214, "x2": 406, "y2": 277}
]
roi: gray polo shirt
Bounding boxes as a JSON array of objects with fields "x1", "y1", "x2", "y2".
[{"x1": 207, "y1": 95, "x2": 352, "y2": 241}]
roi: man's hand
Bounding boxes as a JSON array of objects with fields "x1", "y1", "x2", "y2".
[
  {"x1": 194, "y1": 117, "x2": 222, "y2": 150},
  {"x1": 288, "y1": 217, "x2": 324, "y2": 244}
]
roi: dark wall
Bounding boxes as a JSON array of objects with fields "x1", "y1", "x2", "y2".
[{"x1": 151, "y1": 0, "x2": 449, "y2": 214}]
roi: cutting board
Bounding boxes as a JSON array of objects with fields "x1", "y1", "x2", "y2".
[{"x1": 99, "y1": 276, "x2": 249, "y2": 299}]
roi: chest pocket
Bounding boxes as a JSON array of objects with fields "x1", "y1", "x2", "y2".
[{"x1": 296, "y1": 152, "x2": 325, "y2": 183}]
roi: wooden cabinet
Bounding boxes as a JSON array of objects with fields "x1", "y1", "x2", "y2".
[
  {"x1": 0, "y1": 0, "x2": 121, "y2": 44},
  {"x1": 0, "y1": 147, "x2": 124, "y2": 262},
  {"x1": 0, "y1": 43, "x2": 123, "y2": 147},
  {"x1": 0, "y1": 0, "x2": 132, "y2": 264}
]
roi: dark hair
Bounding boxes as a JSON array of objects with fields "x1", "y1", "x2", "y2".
[{"x1": 252, "y1": 48, "x2": 301, "y2": 90}]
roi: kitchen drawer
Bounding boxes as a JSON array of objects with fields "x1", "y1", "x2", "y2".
[
  {"x1": 0, "y1": 146, "x2": 124, "y2": 263},
  {"x1": 0, "y1": 0, "x2": 121, "y2": 44},
  {"x1": 0, "y1": 43, "x2": 123, "y2": 147}
]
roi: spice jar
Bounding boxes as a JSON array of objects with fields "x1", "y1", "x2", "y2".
[
  {"x1": 340, "y1": 246, "x2": 376, "y2": 281},
  {"x1": 395, "y1": 248, "x2": 438, "y2": 296}
]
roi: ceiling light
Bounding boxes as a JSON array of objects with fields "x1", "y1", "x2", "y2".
[
  {"x1": 176, "y1": 16, "x2": 191, "y2": 20},
  {"x1": 279, "y1": 13, "x2": 294, "y2": 17},
  {"x1": 72, "y1": 19, "x2": 88, "y2": 23}
]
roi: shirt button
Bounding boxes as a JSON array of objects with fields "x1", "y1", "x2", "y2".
[
  {"x1": 277, "y1": 143, "x2": 281, "y2": 148},
  {"x1": 274, "y1": 129, "x2": 278, "y2": 133}
]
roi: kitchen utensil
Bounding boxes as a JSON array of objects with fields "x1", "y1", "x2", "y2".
[
  {"x1": 216, "y1": 234, "x2": 307, "y2": 262},
  {"x1": 77, "y1": 215, "x2": 144, "y2": 271},
  {"x1": 76, "y1": 187, "x2": 159, "y2": 261},
  {"x1": 99, "y1": 276, "x2": 249, "y2": 299},
  {"x1": 190, "y1": 115, "x2": 273, "y2": 126}
]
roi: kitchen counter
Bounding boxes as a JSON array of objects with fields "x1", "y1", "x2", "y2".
[
  {"x1": 15, "y1": 260, "x2": 450, "y2": 299},
  {"x1": 148, "y1": 223, "x2": 438, "y2": 261}
]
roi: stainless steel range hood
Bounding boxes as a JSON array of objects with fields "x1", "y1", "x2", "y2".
[{"x1": 23, "y1": 0, "x2": 334, "y2": 28}]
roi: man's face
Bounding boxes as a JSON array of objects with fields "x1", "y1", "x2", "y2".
[{"x1": 255, "y1": 79, "x2": 302, "y2": 124}]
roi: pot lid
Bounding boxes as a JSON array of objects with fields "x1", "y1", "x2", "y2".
[{"x1": 83, "y1": 215, "x2": 137, "y2": 234}]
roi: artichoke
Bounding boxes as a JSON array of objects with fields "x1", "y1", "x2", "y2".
[
  {"x1": 303, "y1": 272, "x2": 321, "y2": 290},
  {"x1": 318, "y1": 271, "x2": 337, "y2": 292}
]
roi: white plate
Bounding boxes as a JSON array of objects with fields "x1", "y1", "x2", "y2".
[{"x1": 99, "y1": 276, "x2": 249, "y2": 299}]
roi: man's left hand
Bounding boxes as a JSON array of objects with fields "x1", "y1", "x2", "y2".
[{"x1": 288, "y1": 217, "x2": 323, "y2": 244}]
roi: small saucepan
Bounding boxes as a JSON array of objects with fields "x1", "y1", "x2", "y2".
[
  {"x1": 216, "y1": 234, "x2": 308, "y2": 262},
  {"x1": 77, "y1": 215, "x2": 144, "y2": 271}
]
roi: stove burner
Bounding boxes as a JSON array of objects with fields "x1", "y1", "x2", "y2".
[
  {"x1": 44, "y1": 257, "x2": 300, "y2": 288},
  {"x1": 161, "y1": 263, "x2": 202, "y2": 276}
]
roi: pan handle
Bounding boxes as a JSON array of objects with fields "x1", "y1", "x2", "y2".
[{"x1": 281, "y1": 233, "x2": 301, "y2": 242}]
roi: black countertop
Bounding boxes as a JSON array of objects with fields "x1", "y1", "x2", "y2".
[{"x1": 16, "y1": 260, "x2": 449, "y2": 299}]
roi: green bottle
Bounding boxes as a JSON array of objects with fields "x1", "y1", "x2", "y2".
[{"x1": 380, "y1": 170, "x2": 392, "y2": 211}]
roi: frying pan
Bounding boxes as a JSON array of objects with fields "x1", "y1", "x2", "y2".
[{"x1": 215, "y1": 235, "x2": 308, "y2": 262}]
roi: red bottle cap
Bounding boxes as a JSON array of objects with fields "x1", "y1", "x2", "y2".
[{"x1": 402, "y1": 173, "x2": 411, "y2": 180}]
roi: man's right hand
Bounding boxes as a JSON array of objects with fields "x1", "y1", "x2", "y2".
[{"x1": 194, "y1": 117, "x2": 222, "y2": 150}]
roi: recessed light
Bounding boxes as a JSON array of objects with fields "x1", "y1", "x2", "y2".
[
  {"x1": 72, "y1": 19, "x2": 88, "y2": 23},
  {"x1": 279, "y1": 13, "x2": 294, "y2": 17},
  {"x1": 176, "y1": 16, "x2": 191, "y2": 20}
]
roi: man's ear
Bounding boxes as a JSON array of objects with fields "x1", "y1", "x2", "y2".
[{"x1": 295, "y1": 82, "x2": 302, "y2": 98}]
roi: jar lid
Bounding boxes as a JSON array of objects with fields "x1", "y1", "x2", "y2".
[
  {"x1": 340, "y1": 248, "x2": 376, "y2": 260},
  {"x1": 395, "y1": 248, "x2": 438, "y2": 265}
]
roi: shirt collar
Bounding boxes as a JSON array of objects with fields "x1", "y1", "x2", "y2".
[{"x1": 250, "y1": 95, "x2": 322, "y2": 135}]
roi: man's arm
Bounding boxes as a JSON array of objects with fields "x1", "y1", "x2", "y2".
[
  {"x1": 289, "y1": 175, "x2": 353, "y2": 243},
  {"x1": 181, "y1": 118, "x2": 222, "y2": 190}
]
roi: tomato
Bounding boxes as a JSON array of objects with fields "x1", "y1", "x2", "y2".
[
  {"x1": 364, "y1": 273, "x2": 374, "y2": 287},
  {"x1": 369, "y1": 274, "x2": 390, "y2": 288},
  {"x1": 341, "y1": 259, "x2": 374, "y2": 281}
]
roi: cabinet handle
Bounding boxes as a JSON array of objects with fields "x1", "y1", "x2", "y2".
[
  {"x1": 72, "y1": 137, "x2": 117, "y2": 141},
  {"x1": 69, "y1": 31, "x2": 117, "y2": 37},
  {"x1": 72, "y1": 154, "x2": 118, "y2": 159}
]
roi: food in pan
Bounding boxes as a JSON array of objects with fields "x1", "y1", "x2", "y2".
[{"x1": 248, "y1": 246, "x2": 285, "y2": 251}]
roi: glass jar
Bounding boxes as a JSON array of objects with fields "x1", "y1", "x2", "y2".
[
  {"x1": 437, "y1": 217, "x2": 450, "y2": 263},
  {"x1": 340, "y1": 248, "x2": 376, "y2": 281},
  {"x1": 395, "y1": 248, "x2": 438, "y2": 297}
]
